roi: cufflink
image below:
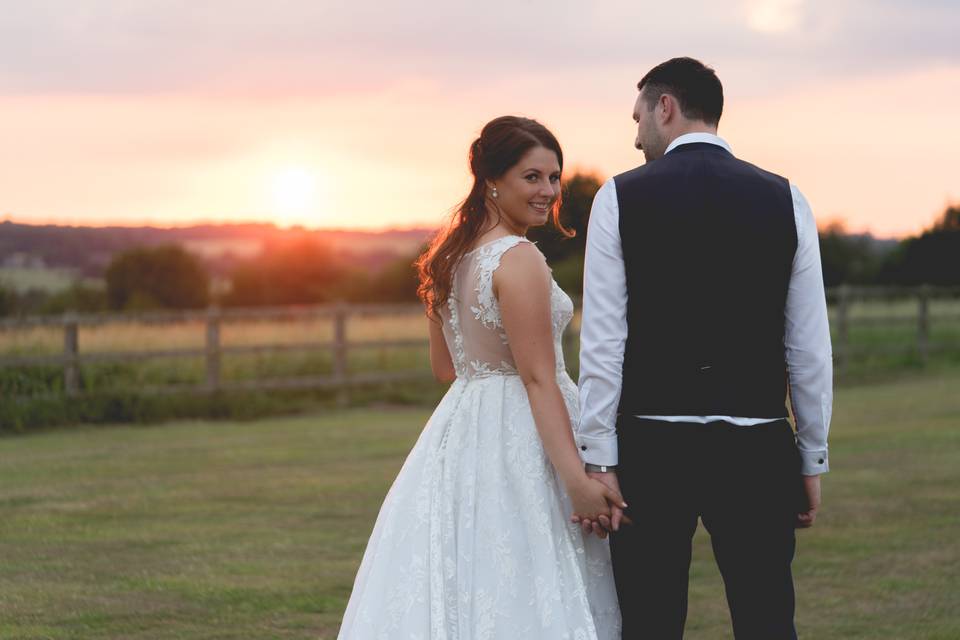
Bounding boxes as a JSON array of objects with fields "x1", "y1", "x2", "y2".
[{"x1": 585, "y1": 463, "x2": 615, "y2": 473}]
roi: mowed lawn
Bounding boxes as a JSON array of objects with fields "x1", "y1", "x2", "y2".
[{"x1": 1, "y1": 373, "x2": 958, "y2": 639}]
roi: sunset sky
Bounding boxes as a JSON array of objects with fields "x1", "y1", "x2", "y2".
[{"x1": 1, "y1": 0, "x2": 958, "y2": 238}]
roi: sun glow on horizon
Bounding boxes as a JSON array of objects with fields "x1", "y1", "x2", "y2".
[{"x1": 266, "y1": 166, "x2": 323, "y2": 228}]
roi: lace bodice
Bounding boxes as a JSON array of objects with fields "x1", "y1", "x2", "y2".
[{"x1": 440, "y1": 235, "x2": 575, "y2": 380}]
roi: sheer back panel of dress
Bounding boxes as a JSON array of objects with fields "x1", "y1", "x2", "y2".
[{"x1": 440, "y1": 235, "x2": 573, "y2": 381}]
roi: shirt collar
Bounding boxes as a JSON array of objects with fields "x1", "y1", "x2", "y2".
[{"x1": 664, "y1": 132, "x2": 732, "y2": 155}]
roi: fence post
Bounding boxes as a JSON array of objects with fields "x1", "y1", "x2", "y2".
[
  {"x1": 63, "y1": 312, "x2": 80, "y2": 397},
  {"x1": 835, "y1": 284, "x2": 850, "y2": 379},
  {"x1": 333, "y1": 303, "x2": 349, "y2": 406},
  {"x1": 917, "y1": 285, "x2": 930, "y2": 365},
  {"x1": 205, "y1": 306, "x2": 221, "y2": 391}
]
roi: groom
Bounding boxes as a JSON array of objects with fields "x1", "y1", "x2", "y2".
[{"x1": 573, "y1": 57, "x2": 832, "y2": 639}]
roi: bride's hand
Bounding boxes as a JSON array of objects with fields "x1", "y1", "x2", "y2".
[{"x1": 567, "y1": 476, "x2": 627, "y2": 539}]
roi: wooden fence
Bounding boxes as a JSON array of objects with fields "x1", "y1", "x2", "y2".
[
  {"x1": 0, "y1": 303, "x2": 432, "y2": 399},
  {"x1": 827, "y1": 285, "x2": 960, "y2": 377},
  {"x1": 1, "y1": 286, "x2": 959, "y2": 399}
]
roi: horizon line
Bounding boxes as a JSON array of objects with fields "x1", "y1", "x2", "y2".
[
  {"x1": 0, "y1": 214, "x2": 923, "y2": 241},
  {"x1": 0, "y1": 215, "x2": 438, "y2": 235}
]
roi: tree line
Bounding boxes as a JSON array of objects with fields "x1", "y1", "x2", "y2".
[{"x1": 1, "y1": 176, "x2": 957, "y2": 317}]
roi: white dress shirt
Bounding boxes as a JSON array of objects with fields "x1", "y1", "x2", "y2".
[{"x1": 576, "y1": 132, "x2": 833, "y2": 476}]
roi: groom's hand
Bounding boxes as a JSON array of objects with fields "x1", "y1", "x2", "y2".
[{"x1": 796, "y1": 474, "x2": 821, "y2": 528}]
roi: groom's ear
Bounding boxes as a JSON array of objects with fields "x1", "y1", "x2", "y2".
[{"x1": 658, "y1": 93, "x2": 677, "y2": 123}]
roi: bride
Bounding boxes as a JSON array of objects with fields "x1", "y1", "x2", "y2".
[{"x1": 336, "y1": 115, "x2": 623, "y2": 639}]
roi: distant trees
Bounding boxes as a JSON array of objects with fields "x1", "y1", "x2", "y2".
[
  {"x1": 932, "y1": 205, "x2": 960, "y2": 232},
  {"x1": 359, "y1": 248, "x2": 424, "y2": 303},
  {"x1": 4, "y1": 197, "x2": 958, "y2": 320},
  {"x1": 224, "y1": 237, "x2": 345, "y2": 306},
  {"x1": 817, "y1": 222, "x2": 890, "y2": 287},
  {"x1": 0, "y1": 282, "x2": 14, "y2": 316},
  {"x1": 880, "y1": 205, "x2": 960, "y2": 286},
  {"x1": 105, "y1": 245, "x2": 209, "y2": 310},
  {"x1": 95, "y1": 200, "x2": 960, "y2": 314}
]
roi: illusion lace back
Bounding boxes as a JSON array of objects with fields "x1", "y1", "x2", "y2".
[
  {"x1": 337, "y1": 235, "x2": 621, "y2": 640},
  {"x1": 442, "y1": 235, "x2": 573, "y2": 380}
]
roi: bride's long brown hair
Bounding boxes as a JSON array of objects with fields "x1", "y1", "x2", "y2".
[{"x1": 416, "y1": 116, "x2": 572, "y2": 318}]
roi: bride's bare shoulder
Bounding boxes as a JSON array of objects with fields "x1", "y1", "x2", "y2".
[{"x1": 493, "y1": 241, "x2": 550, "y2": 293}]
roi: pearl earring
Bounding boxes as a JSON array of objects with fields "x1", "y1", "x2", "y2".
[{"x1": 491, "y1": 187, "x2": 499, "y2": 199}]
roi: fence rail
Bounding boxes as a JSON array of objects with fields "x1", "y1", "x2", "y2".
[
  {"x1": 2, "y1": 286, "x2": 959, "y2": 399},
  {"x1": 0, "y1": 302, "x2": 434, "y2": 400}
]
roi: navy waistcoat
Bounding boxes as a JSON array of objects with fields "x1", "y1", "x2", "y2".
[{"x1": 614, "y1": 142, "x2": 798, "y2": 418}]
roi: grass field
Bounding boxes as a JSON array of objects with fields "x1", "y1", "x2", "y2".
[{"x1": 1, "y1": 371, "x2": 958, "y2": 639}]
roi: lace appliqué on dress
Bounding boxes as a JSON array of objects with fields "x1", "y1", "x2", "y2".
[
  {"x1": 446, "y1": 293, "x2": 468, "y2": 378},
  {"x1": 470, "y1": 236, "x2": 532, "y2": 345}
]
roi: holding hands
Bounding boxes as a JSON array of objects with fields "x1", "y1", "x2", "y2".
[
  {"x1": 572, "y1": 470, "x2": 822, "y2": 539},
  {"x1": 569, "y1": 470, "x2": 629, "y2": 539}
]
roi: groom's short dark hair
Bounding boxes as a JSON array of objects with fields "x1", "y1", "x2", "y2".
[{"x1": 638, "y1": 57, "x2": 723, "y2": 126}]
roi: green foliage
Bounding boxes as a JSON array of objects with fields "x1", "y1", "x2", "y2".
[
  {"x1": 39, "y1": 282, "x2": 108, "y2": 314},
  {"x1": 0, "y1": 365, "x2": 63, "y2": 399},
  {"x1": 0, "y1": 381, "x2": 446, "y2": 434},
  {"x1": 551, "y1": 253, "x2": 585, "y2": 297},
  {"x1": 105, "y1": 245, "x2": 209, "y2": 310}
]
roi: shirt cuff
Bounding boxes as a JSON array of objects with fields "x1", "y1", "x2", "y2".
[
  {"x1": 576, "y1": 432, "x2": 619, "y2": 466},
  {"x1": 799, "y1": 448, "x2": 829, "y2": 476}
]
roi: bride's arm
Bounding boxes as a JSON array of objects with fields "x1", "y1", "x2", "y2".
[
  {"x1": 426, "y1": 310, "x2": 456, "y2": 384},
  {"x1": 496, "y1": 244, "x2": 625, "y2": 527}
]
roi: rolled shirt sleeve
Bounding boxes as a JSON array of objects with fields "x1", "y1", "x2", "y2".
[
  {"x1": 576, "y1": 179, "x2": 627, "y2": 466},
  {"x1": 786, "y1": 184, "x2": 834, "y2": 475}
]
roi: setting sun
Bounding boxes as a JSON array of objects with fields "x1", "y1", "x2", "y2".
[{"x1": 268, "y1": 166, "x2": 320, "y2": 227}]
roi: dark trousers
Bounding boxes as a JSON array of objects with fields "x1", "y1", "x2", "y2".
[{"x1": 610, "y1": 417, "x2": 804, "y2": 640}]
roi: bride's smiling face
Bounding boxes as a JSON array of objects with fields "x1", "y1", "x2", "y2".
[{"x1": 487, "y1": 146, "x2": 561, "y2": 232}]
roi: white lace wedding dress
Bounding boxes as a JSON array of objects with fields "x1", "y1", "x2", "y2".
[{"x1": 336, "y1": 235, "x2": 621, "y2": 640}]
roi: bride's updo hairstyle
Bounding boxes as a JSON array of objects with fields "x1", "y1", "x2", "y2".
[{"x1": 416, "y1": 115, "x2": 572, "y2": 319}]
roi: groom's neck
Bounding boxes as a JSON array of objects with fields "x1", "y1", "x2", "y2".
[{"x1": 670, "y1": 121, "x2": 719, "y2": 140}]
